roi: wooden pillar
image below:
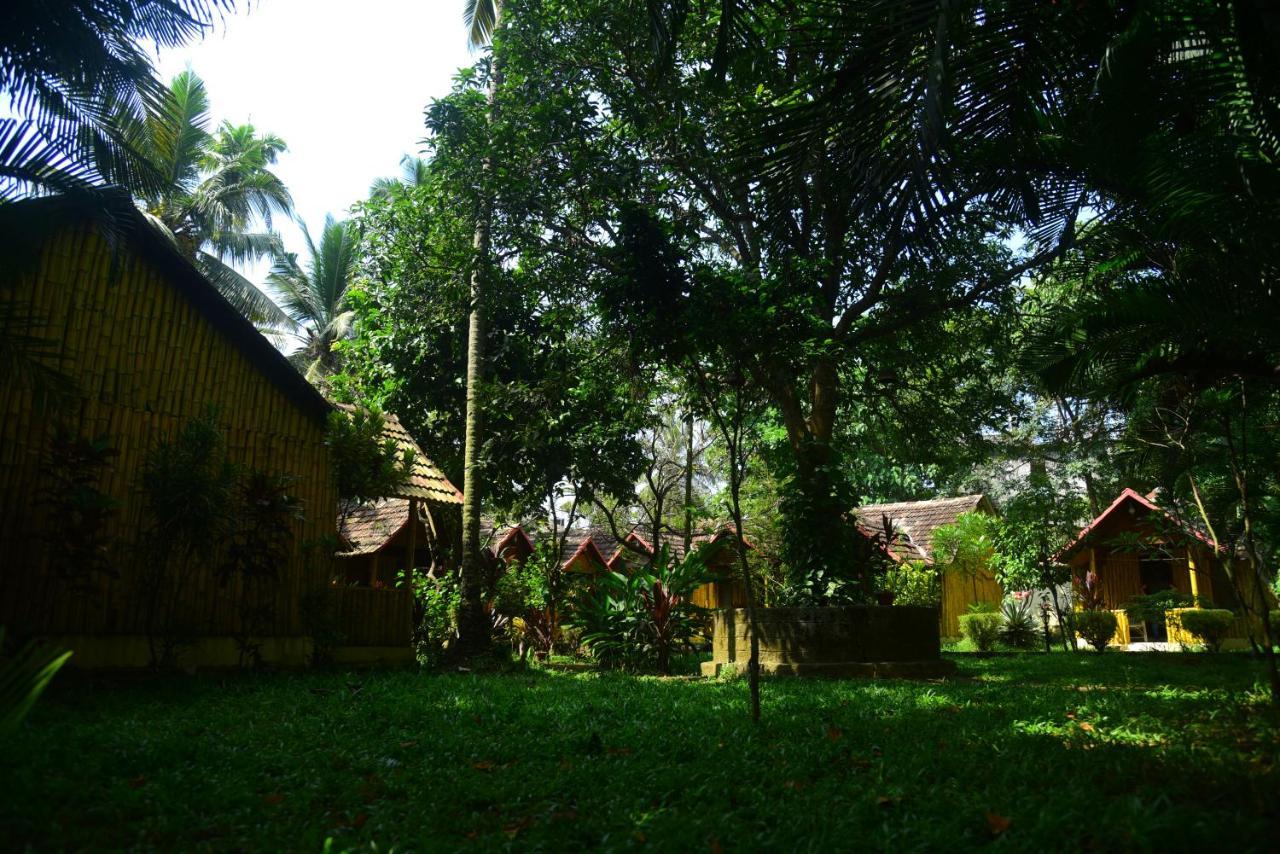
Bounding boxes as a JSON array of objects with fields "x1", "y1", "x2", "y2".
[
  {"x1": 1186, "y1": 548, "x2": 1199, "y2": 599},
  {"x1": 406, "y1": 498, "x2": 419, "y2": 588}
]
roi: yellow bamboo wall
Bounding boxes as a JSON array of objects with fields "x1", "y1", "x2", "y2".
[
  {"x1": 333, "y1": 587, "x2": 414, "y2": 647},
  {"x1": 940, "y1": 569, "x2": 1003, "y2": 638},
  {"x1": 0, "y1": 226, "x2": 336, "y2": 662}
]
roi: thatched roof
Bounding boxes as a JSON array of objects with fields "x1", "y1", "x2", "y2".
[{"x1": 335, "y1": 406, "x2": 462, "y2": 506}]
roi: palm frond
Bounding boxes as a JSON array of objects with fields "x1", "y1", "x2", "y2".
[
  {"x1": 464, "y1": 0, "x2": 501, "y2": 49},
  {"x1": 196, "y1": 250, "x2": 292, "y2": 328}
]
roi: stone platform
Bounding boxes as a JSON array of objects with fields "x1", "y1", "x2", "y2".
[{"x1": 701, "y1": 606, "x2": 955, "y2": 679}]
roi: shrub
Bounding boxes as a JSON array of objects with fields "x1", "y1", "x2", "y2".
[
  {"x1": 958, "y1": 612, "x2": 1002, "y2": 652},
  {"x1": 883, "y1": 560, "x2": 939, "y2": 606},
  {"x1": 1000, "y1": 597, "x2": 1038, "y2": 650},
  {"x1": 1076, "y1": 610, "x2": 1119, "y2": 653},
  {"x1": 1123, "y1": 589, "x2": 1201, "y2": 626},
  {"x1": 1175, "y1": 609, "x2": 1236, "y2": 652},
  {"x1": 410, "y1": 574, "x2": 460, "y2": 668},
  {"x1": 569, "y1": 546, "x2": 709, "y2": 673}
]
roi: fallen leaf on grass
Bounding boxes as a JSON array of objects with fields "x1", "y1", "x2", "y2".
[
  {"x1": 472, "y1": 760, "x2": 494, "y2": 771},
  {"x1": 127, "y1": 776, "x2": 147, "y2": 790},
  {"x1": 351, "y1": 813, "x2": 368, "y2": 829},
  {"x1": 633, "y1": 831, "x2": 648, "y2": 844},
  {"x1": 876, "y1": 795, "x2": 898, "y2": 808},
  {"x1": 826, "y1": 725, "x2": 844, "y2": 742},
  {"x1": 398, "y1": 740, "x2": 419, "y2": 749},
  {"x1": 503, "y1": 816, "x2": 533, "y2": 838},
  {"x1": 558, "y1": 757, "x2": 573, "y2": 771},
  {"x1": 709, "y1": 837, "x2": 724, "y2": 854},
  {"x1": 783, "y1": 780, "x2": 806, "y2": 791},
  {"x1": 1078, "y1": 722, "x2": 1095, "y2": 733},
  {"x1": 985, "y1": 811, "x2": 1012, "y2": 835},
  {"x1": 262, "y1": 793, "x2": 284, "y2": 806},
  {"x1": 607, "y1": 746, "x2": 633, "y2": 757}
]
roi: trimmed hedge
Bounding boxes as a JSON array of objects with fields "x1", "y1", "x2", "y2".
[
  {"x1": 1076, "y1": 611, "x2": 1119, "y2": 654},
  {"x1": 958, "y1": 612, "x2": 1002, "y2": 653},
  {"x1": 1176, "y1": 609, "x2": 1236, "y2": 652}
]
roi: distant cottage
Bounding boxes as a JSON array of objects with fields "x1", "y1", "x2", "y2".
[{"x1": 855, "y1": 495, "x2": 1004, "y2": 636}]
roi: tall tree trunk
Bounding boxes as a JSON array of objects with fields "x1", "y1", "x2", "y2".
[
  {"x1": 684, "y1": 411, "x2": 694, "y2": 554},
  {"x1": 455, "y1": 64, "x2": 500, "y2": 657}
]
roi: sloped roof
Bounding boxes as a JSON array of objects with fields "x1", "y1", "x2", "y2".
[
  {"x1": 484, "y1": 522, "x2": 749, "y2": 573},
  {"x1": 854, "y1": 495, "x2": 994, "y2": 564},
  {"x1": 1, "y1": 191, "x2": 331, "y2": 423},
  {"x1": 336, "y1": 406, "x2": 462, "y2": 506},
  {"x1": 338, "y1": 499, "x2": 414, "y2": 555},
  {"x1": 380, "y1": 412, "x2": 463, "y2": 505},
  {"x1": 1057, "y1": 488, "x2": 1220, "y2": 561}
]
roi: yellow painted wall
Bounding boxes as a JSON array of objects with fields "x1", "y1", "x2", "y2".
[
  {"x1": 0, "y1": 225, "x2": 337, "y2": 664},
  {"x1": 940, "y1": 569, "x2": 1003, "y2": 637}
]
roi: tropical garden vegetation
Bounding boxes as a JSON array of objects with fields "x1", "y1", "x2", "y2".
[{"x1": 2, "y1": 0, "x2": 1280, "y2": 848}]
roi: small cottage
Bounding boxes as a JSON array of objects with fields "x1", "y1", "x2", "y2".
[
  {"x1": 1057, "y1": 488, "x2": 1269, "y2": 646},
  {"x1": 488, "y1": 523, "x2": 751, "y2": 609},
  {"x1": 855, "y1": 495, "x2": 1004, "y2": 637},
  {"x1": 334, "y1": 410, "x2": 463, "y2": 586}
]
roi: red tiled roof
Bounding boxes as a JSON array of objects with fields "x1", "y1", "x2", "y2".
[
  {"x1": 337, "y1": 499, "x2": 414, "y2": 556},
  {"x1": 854, "y1": 495, "x2": 993, "y2": 564},
  {"x1": 1056, "y1": 488, "x2": 1221, "y2": 561}
]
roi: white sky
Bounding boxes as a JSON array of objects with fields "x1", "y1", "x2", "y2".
[{"x1": 154, "y1": 0, "x2": 474, "y2": 289}]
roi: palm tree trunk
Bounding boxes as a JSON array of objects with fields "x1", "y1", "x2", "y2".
[{"x1": 455, "y1": 60, "x2": 500, "y2": 657}]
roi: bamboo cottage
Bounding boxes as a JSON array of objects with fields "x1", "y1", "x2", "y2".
[
  {"x1": 335, "y1": 410, "x2": 464, "y2": 586},
  {"x1": 855, "y1": 495, "x2": 1004, "y2": 637},
  {"x1": 1058, "y1": 488, "x2": 1273, "y2": 647},
  {"x1": 0, "y1": 194, "x2": 336, "y2": 668}
]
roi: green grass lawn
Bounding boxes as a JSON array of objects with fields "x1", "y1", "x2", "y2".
[{"x1": 3, "y1": 654, "x2": 1278, "y2": 851}]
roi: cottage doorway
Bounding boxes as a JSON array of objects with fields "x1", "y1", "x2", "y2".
[{"x1": 1139, "y1": 558, "x2": 1175, "y2": 641}]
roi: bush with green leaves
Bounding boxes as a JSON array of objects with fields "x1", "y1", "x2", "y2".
[
  {"x1": 493, "y1": 560, "x2": 555, "y2": 661},
  {"x1": 1076, "y1": 610, "x2": 1119, "y2": 653},
  {"x1": 407, "y1": 573, "x2": 460, "y2": 668},
  {"x1": 958, "y1": 612, "x2": 1002, "y2": 653},
  {"x1": 1123, "y1": 589, "x2": 1202, "y2": 627},
  {"x1": 569, "y1": 546, "x2": 709, "y2": 674},
  {"x1": 882, "y1": 560, "x2": 939, "y2": 606},
  {"x1": 1000, "y1": 596, "x2": 1039, "y2": 650},
  {"x1": 1175, "y1": 609, "x2": 1236, "y2": 653}
]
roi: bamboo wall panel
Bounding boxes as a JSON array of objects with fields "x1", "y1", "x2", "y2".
[
  {"x1": 940, "y1": 569, "x2": 1003, "y2": 637},
  {"x1": 1097, "y1": 552, "x2": 1143, "y2": 609},
  {"x1": 334, "y1": 587, "x2": 413, "y2": 647},
  {"x1": 0, "y1": 227, "x2": 337, "y2": 646}
]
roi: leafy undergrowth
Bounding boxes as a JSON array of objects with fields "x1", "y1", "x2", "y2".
[{"x1": 2, "y1": 654, "x2": 1277, "y2": 851}]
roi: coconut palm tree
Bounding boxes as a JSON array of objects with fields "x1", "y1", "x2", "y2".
[
  {"x1": 453, "y1": 0, "x2": 503, "y2": 654},
  {"x1": 111, "y1": 69, "x2": 293, "y2": 325},
  {"x1": 0, "y1": 0, "x2": 238, "y2": 202},
  {"x1": 369, "y1": 154, "x2": 430, "y2": 198},
  {"x1": 266, "y1": 215, "x2": 359, "y2": 382}
]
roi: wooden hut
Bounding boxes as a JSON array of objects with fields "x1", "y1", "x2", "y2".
[
  {"x1": 334, "y1": 410, "x2": 463, "y2": 587},
  {"x1": 1057, "y1": 488, "x2": 1268, "y2": 646},
  {"x1": 0, "y1": 194, "x2": 336, "y2": 667},
  {"x1": 855, "y1": 495, "x2": 1004, "y2": 637},
  {"x1": 486, "y1": 523, "x2": 751, "y2": 609}
]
